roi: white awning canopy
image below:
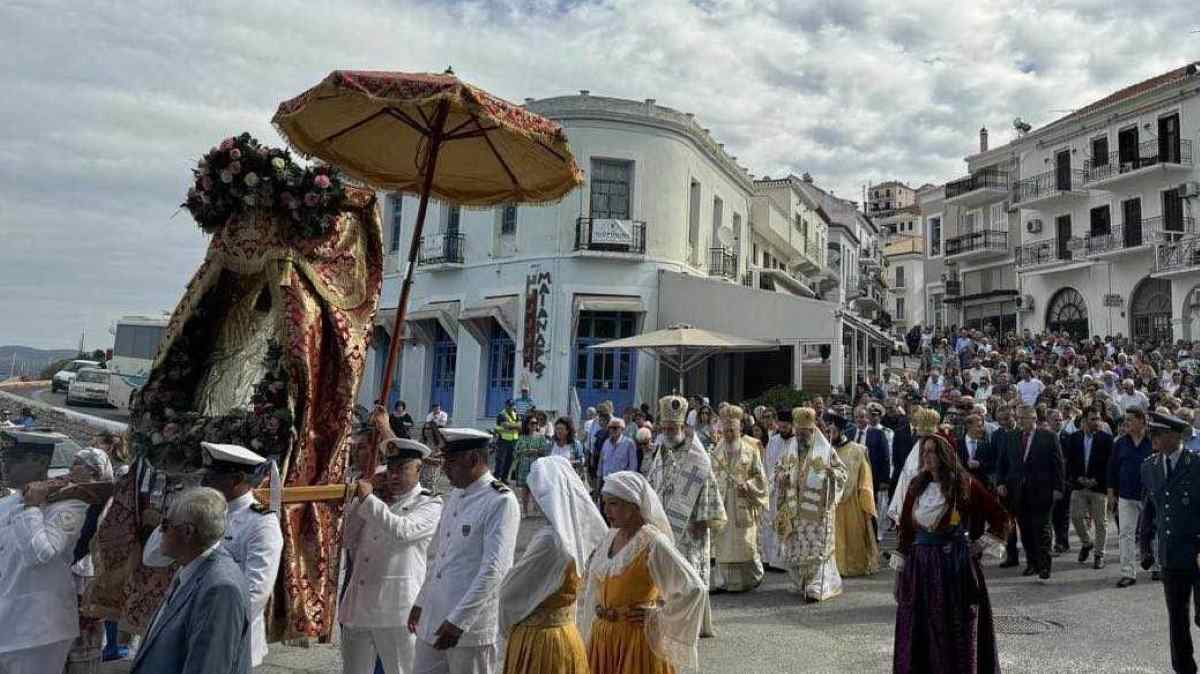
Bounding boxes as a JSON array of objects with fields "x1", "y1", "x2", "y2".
[
  {"x1": 377, "y1": 300, "x2": 460, "y2": 345},
  {"x1": 457, "y1": 295, "x2": 519, "y2": 344},
  {"x1": 573, "y1": 295, "x2": 645, "y2": 315}
]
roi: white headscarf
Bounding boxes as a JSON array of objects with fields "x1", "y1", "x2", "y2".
[
  {"x1": 601, "y1": 470, "x2": 671, "y2": 537},
  {"x1": 74, "y1": 447, "x2": 114, "y2": 482},
  {"x1": 527, "y1": 456, "x2": 607, "y2": 573}
]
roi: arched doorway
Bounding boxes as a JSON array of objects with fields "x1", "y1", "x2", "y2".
[
  {"x1": 1046, "y1": 288, "x2": 1089, "y2": 339},
  {"x1": 1130, "y1": 277, "x2": 1172, "y2": 343},
  {"x1": 1183, "y1": 286, "x2": 1200, "y2": 341}
]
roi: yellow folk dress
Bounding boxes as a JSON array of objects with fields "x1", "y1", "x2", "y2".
[
  {"x1": 588, "y1": 548, "x2": 670, "y2": 674},
  {"x1": 503, "y1": 562, "x2": 589, "y2": 674}
]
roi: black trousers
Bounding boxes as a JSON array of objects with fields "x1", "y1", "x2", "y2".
[
  {"x1": 1018, "y1": 505, "x2": 1053, "y2": 573},
  {"x1": 1052, "y1": 487, "x2": 1072, "y2": 548},
  {"x1": 1163, "y1": 569, "x2": 1199, "y2": 674},
  {"x1": 494, "y1": 438, "x2": 516, "y2": 481}
]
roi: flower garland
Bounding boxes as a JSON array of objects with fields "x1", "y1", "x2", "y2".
[{"x1": 183, "y1": 132, "x2": 347, "y2": 239}]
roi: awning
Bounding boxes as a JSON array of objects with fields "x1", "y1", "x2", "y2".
[
  {"x1": 377, "y1": 300, "x2": 460, "y2": 344},
  {"x1": 572, "y1": 294, "x2": 646, "y2": 337},
  {"x1": 458, "y1": 295, "x2": 519, "y2": 344}
]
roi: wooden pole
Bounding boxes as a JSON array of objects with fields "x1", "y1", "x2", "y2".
[{"x1": 378, "y1": 99, "x2": 452, "y2": 410}]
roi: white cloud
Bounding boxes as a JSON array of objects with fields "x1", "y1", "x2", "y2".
[{"x1": 1, "y1": 0, "x2": 1196, "y2": 347}]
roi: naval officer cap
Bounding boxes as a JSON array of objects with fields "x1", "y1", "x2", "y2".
[
  {"x1": 1147, "y1": 411, "x2": 1190, "y2": 435},
  {"x1": 202, "y1": 441, "x2": 268, "y2": 474},
  {"x1": 380, "y1": 437, "x2": 432, "y2": 463},
  {"x1": 442, "y1": 428, "x2": 492, "y2": 454}
]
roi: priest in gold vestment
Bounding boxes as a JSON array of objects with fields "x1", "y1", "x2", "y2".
[
  {"x1": 710, "y1": 405, "x2": 768, "y2": 592},
  {"x1": 824, "y1": 412, "x2": 879, "y2": 577}
]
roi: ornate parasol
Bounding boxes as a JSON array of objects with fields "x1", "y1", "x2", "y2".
[{"x1": 273, "y1": 68, "x2": 583, "y2": 405}]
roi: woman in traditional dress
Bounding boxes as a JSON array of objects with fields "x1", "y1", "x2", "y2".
[
  {"x1": 581, "y1": 471, "x2": 705, "y2": 674},
  {"x1": 892, "y1": 432, "x2": 1010, "y2": 674},
  {"x1": 500, "y1": 456, "x2": 608, "y2": 674},
  {"x1": 549, "y1": 416, "x2": 589, "y2": 488},
  {"x1": 513, "y1": 412, "x2": 550, "y2": 515},
  {"x1": 693, "y1": 406, "x2": 716, "y2": 450},
  {"x1": 66, "y1": 447, "x2": 115, "y2": 674}
]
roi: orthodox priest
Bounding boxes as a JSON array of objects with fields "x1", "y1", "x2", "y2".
[
  {"x1": 773, "y1": 407, "x2": 848, "y2": 602},
  {"x1": 710, "y1": 405, "x2": 769, "y2": 592},
  {"x1": 644, "y1": 395, "x2": 726, "y2": 637},
  {"x1": 761, "y1": 407, "x2": 796, "y2": 572},
  {"x1": 826, "y1": 411, "x2": 879, "y2": 577}
]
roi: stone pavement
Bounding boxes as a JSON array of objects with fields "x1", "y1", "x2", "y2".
[{"x1": 102, "y1": 517, "x2": 1174, "y2": 673}]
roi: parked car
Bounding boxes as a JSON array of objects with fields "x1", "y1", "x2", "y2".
[
  {"x1": 51, "y1": 359, "x2": 101, "y2": 393},
  {"x1": 0, "y1": 429, "x2": 83, "y2": 479},
  {"x1": 67, "y1": 368, "x2": 111, "y2": 407}
]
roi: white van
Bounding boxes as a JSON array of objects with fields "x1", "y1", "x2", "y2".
[
  {"x1": 67, "y1": 368, "x2": 111, "y2": 406},
  {"x1": 51, "y1": 359, "x2": 101, "y2": 393}
]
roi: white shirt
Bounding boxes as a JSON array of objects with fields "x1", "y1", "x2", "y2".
[
  {"x1": 413, "y1": 471, "x2": 519, "y2": 647},
  {"x1": 1016, "y1": 378, "x2": 1045, "y2": 406},
  {"x1": 0, "y1": 493, "x2": 88, "y2": 654},
  {"x1": 1115, "y1": 390, "x2": 1150, "y2": 414},
  {"x1": 426, "y1": 410, "x2": 449, "y2": 427},
  {"x1": 340, "y1": 485, "x2": 443, "y2": 628}
]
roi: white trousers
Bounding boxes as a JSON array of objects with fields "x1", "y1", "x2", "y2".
[
  {"x1": 1117, "y1": 497, "x2": 1158, "y2": 579},
  {"x1": 0, "y1": 639, "x2": 73, "y2": 674},
  {"x1": 342, "y1": 625, "x2": 416, "y2": 674},
  {"x1": 412, "y1": 640, "x2": 496, "y2": 674}
]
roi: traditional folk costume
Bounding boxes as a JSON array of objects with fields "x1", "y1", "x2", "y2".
[
  {"x1": 642, "y1": 396, "x2": 726, "y2": 636},
  {"x1": 887, "y1": 408, "x2": 943, "y2": 525},
  {"x1": 582, "y1": 471, "x2": 706, "y2": 674},
  {"x1": 829, "y1": 426, "x2": 879, "y2": 577},
  {"x1": 760, "y1": 408, "x2": 797, "y2": 570},
  {"x1": 709, "y1": 406, "x2": 769, "y2": 592},
  {"x1": 500, "y1": 457, "x2": 607, "y2": 674},
  {"x1": 892, "y1": 433, "x2": 1009, "y2": 674},
  {"x1": 772, "y1": 407, "x2": 848, "y2": 601}
]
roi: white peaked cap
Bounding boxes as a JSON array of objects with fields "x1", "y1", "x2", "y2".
[
  {"x1": 380, "y1": 437, "x2": 432, "y2": 460},
  {"x1": 201, "y1": 441, "x2": 267, "y2": 467}
]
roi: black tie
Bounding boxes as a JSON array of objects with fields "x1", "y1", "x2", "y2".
[{"x1": 1167, "y1": 456, "x2": 1173, "y2": 480}]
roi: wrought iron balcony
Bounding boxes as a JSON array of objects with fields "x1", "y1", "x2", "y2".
[
  {"x1": 1015, "y1": 237, "x2": 1084, "y2": 269},
  {"x1": 708, "y1": 247, "x2": 738, "y2": 279},
  {"x1": 574, "y1": 217, "x2": 647, "y2": 254},
  {"x1": 1085, "y1": 215, "x2": 1197, "y2": 256},
  {"x1": 1157, "y1": 234, "x2": 1200, "y2": 274},
  {"x1": 417, "y1": 232, "x2": 465, "y2": 266},
  {"x1": 945, "y1": 228, "x2": 1009, "y2": 258},
  {"x1": 945, "y1": 171, "x2": 1011, "y2": 206},
  {"x1": 944, "y1": 278, "x2": 961, "y2": 296},
  {"x1": 1012, "y1": 168, "x2": 1088, "y2": 206},
  {"x1": 1085, "y1": 139, "x2": 1193, "y2": 184}
]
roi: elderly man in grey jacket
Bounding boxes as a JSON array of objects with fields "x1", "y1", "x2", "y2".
[{"x1": 131, "y1": 487, "x2": 251, "y2": 674}]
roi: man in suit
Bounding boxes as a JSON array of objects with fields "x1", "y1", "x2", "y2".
[
  {"x1": 1047, "y1": 408, "x2": 1074, "y2": 555},
  {"x1": 1064, "y1": 409, "x2": 1113, "y2": 569},
  {"x1": 883, "y1": 397, "x2": 915, "y2": 491},
  {"x1": 997, "y1": 405, "x2": 1065, "y2": 580},
  {"x1": 991, "y1": 405, "x2": 1023, "y2": 567},
  {"x1": 131, "y1": 487, "x2": 251, "y2": 674},
  {"x1": 1138, "y1": 413, "x2": 1200, "y2": 674},
  {"x1": 958, "y1": 413, "x2": 996, "y2": 487},
  {"x1": 852, "y1": 406, "x2": 891, "y2": 516}
]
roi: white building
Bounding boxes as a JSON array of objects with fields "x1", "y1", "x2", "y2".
[{"x1": 362, "y1": 94, "x2": 893, "y2": 425}]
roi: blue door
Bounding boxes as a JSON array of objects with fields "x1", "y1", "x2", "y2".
[
  {"x1": 485, "y1": 326, "x2": 515, "y2": 417},
  {"x1": 573, "y1": 312, "x2": 638, "y2": 413},
  {"x1": 430, "y1": 324, "x2": 456, "y2": 415}
]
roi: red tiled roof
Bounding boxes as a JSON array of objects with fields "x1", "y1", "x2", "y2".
[{"x1": 1048, "y1": 62, "x2": 1199, "y2": 129}]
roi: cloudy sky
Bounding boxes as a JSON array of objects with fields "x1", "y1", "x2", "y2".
[{"x1": 2, "y1": 0, "x2": 1197, "y2": 349}]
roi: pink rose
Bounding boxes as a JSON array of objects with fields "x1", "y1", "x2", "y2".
[
  {"x1": 304, "y1": 192, "x2": 319, "y2": 207},
  {"x1": 230, "y1": 148, "x2": 242, "y2": 160},
  {"x1": 200, "y1": 175, "x2": 214, "y2": 190},
  {"x1": 229, "y1": 161, "x2": 242, "y2": 175},
  {"x1": 313, "y1": 174, "x2": 331, "y2": 189},
  {"x1": 219, "y1": 137, "x2": 235, "y2": 151}
]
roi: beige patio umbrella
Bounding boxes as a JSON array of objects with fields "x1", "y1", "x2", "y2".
[{"x1": 588, "y1": 323, "x2": 779, "y2": 395}]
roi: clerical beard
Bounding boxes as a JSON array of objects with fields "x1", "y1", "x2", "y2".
[{"x1": 667, "y1": 431, "x2": 686, "y2": 446}]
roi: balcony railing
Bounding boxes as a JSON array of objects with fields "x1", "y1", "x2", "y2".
[
  {"x1": 944, "y1": 278, "x2": 961, "y2": 296},
  {"x1": 1085, "y1": 215, "x2": 1197, "y2": 255},
  {"x1": 1015, "y1": 237, "x2": 1084, "y2": 268},
  {"x1": 945, "y1": 228, "x2": 1009, "y2": 256},
  {"x1": 1012, "y1": 168, "x2": 1087, "y2": 205},
  {"x1": 709, "y1": 247, "x2": 738, "y2": 279},
  {"x1": 1085, "y1": 139, "x2": 1193, "y2": 183},
  {"x1": 945, "y1": 171, "x2": 1011, "y2": 200},
  {"x1": 1157, "y1": 234, "x2": 1200, "y2": 273},
  {"x1": 417, "y1": 232, "x2": 465, "y2": 266},
  {"x1": 574, "y1": 217, "x2": 647, "y2": 254}
]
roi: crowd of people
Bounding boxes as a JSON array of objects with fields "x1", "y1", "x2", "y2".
[{"x1": 6, "y1": 324, "x2": 1200, "y2": 672}]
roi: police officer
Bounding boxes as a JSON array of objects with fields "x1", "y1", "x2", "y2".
[
  {"x1": 407, "y1": 428, "x2": 519, "y2": 674},
  {"x1": 1138, "y1": 412, "x2": 1200, "y2": 674},
  {"x1": 144, "y1": 442, "x2": 284, "y2": 669},
  {"x1": 0, "y1": 432, "x2": 88, "y2": 673},
  {"x1": 340, "y1": 426, "x2": 443, "y2": 674}
]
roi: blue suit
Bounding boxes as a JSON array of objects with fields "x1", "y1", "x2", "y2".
[{"x1": 130, "y1": 546, "x2": 251, "y2": 674}]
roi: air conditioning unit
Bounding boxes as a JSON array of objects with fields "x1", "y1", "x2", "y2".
[
  {"x1": 1026, "y1": 219, "x2": 1043, "y2": 234},
  {"x1": 1017, "y1": 294, "x2": 1035, "y2": 312},
  {"x1": 1177, "y1": 181, "x2": 1200, "y2": 199}
]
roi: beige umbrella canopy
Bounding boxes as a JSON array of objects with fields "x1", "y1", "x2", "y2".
[
  {"x1": 588, "y1": 323, "x2": 778, "y2": 395},
  {"x1": 273, "y1": 69, "x2": 584, "y2": 404}
]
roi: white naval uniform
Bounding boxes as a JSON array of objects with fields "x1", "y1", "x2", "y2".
[
  {"x1": 143, "y1": 491, "x2": 283, "y2": 667},
  {"x1": 340, "y1": 486, "x2": 442, "y2": 674},
  {"x1": 412, "y1": 472, "x2": 519, "y2": 674},
  {"x1": 0, "y1": 493, "x2": 88, "y2": 674}
]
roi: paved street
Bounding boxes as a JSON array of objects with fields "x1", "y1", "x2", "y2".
[
  {"x1": 12, "y1": 385, "x2": 130, "y2": 423},
  {"x1": 102, "y1": 517, "x2": 1174, "y2": 673}
]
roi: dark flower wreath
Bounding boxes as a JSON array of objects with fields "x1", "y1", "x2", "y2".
[{"x1": 183, "y1": 132, "x2": 347, "y2": 239}]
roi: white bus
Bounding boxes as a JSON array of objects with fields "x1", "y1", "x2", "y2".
[{"x1": 107, "y1": 315, "x2": 169, "y2": 410}]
